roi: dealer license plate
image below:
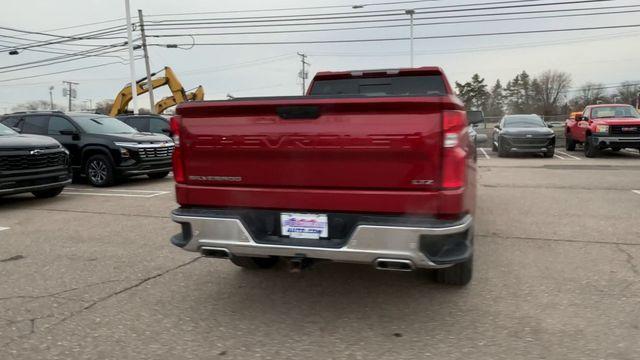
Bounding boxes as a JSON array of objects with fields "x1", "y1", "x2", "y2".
[{"x1": 280, "y1": 213, "x2": 329, "y2": 239}]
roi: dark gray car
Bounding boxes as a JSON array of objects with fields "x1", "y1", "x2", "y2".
[{"x1": 492, "y1": 114, "x2": 556, "y2": 158}]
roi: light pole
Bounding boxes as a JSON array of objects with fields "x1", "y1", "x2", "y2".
[
  {"x1": 48, "y1": 86, "x2": 54, "y2": 110},
  {"x1": 405, "y1": 9, "x2": 415, "y2": 68},
  {"x1": 124, "y1": 0, "x2": 138, "y2": 114}
]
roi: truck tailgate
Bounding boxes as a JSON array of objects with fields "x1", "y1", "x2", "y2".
[{"x1": 178, "y1": 97, "x2": 446, "y2": 192}]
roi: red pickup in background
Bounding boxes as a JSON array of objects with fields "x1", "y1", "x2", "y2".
[{"x1": 565, "y1": 104, "x2": 640, "y2": 157}]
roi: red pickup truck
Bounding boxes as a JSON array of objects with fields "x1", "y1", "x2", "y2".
[
  {"x1": 169, "y1": 67, "x2": 484, "y2": 285},
  {"x1": 565, "y1": 104, "x2": 640, "y2": 157}
]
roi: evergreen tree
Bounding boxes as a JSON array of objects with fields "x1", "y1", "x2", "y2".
[
  {"x1": 486, "y1": 80, "x2": 505, "y2": 117},
  {"x1": 455, "y1": 73, "x2": 490, "y2": 111}
]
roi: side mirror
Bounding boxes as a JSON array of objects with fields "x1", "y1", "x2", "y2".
[
  {"x1": 467, "y1": 110, "x2": 485, "y2": 125},
  {"x1": 547, "y1": 124, "x2": 554, "y2": 128},
  {"x1": 576, "y1": 116, "x2": 588, "y2": 122},
  {"x1": 494, "y1": 124, "x2": 501, "y2": 129},
  {"x1": 475, "y1": 134, "x2": 488, "y2": 144},
  {"x1": 59, "y1": 129, "x2": 79, "y2": 136},
  {"x1": 10, "y1": 126, "x2": 21, "y2": 133},
  {"x1": 161, "y1": 128, "x2": 170, "y2": 134}
]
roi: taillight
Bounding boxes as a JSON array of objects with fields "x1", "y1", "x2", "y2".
[
  {"x1": 170, "y1": 116, "x2": 185, "y2": 183},
  {"x1": 441, "y1": 110, "x2": 468, "y2": 190}
]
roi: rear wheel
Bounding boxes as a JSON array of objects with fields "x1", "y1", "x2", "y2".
[
  {"x1": 434, "y1": 257, "x2": 473, "y2": 286},
  {"x1": 230, "y1": 256, "x2": 279, "y2": 269},
  {"x1": 584, "y1": 135, "x2": 598, "y2": 158},
  {"x1": 85, "y1": 154, "x2": 115, "y2": 187},
  {"x1": 565, "y1": 136, "x2": 576, "y2": 151},
  {"x1": 148, "y1": 171, "x2": 170, "y2": 179},
  {"x1": 32, "y1": 187, "x2": 64, "y2": 199}
]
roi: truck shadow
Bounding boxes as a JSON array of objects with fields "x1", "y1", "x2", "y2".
[{"x1": 189, "y1": 261, "x2": 474, "y2": 336}]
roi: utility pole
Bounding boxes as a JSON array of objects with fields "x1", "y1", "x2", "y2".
[
  {"x1": 62, "y1": 81, "x2": 78, "y2": 111},
  {"x1": 297, "y1": 52, "x2": 310, "y2": 95},
  {"x1": 138, "y1": 9, "x2": 155, "y2": 113},
  {"x1": 405, "y1": 9, "x2": 415, "y2": 68},
  {"x1": 125, "y1": 0, "x2": 138, "y2": 114},
  {"x1": 48, "y1": 86, "x2": 54, "y2": 110}
]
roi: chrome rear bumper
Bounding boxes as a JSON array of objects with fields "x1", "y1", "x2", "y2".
[{"x1": 171, "y1": 209, "x2": 473, "y2": 270}]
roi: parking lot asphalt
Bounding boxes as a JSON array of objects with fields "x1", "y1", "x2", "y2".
[{"x1": 1, "y1": 150, "x2": 639, "y2": 360}]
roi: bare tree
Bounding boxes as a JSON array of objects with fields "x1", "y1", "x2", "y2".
[
  {"x1": 615, "y1": 82, "x2": 640, "y2": 106},
  {"x1": 533, "y1": 70, "x2": 572, "y2": 115},
  {"x1": 94, "y1": 100, "x2": 115, "y2": 115},
  {"x1": 11, "y1": 100, "x2": 64, "y2": 112},
  {"x1": 570, "y1": 83, "x2": 610, "y2": 110}
]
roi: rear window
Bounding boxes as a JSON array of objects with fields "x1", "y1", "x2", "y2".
[{"x1": 309, "y1": 75, "x2": 447, "y2": 96}]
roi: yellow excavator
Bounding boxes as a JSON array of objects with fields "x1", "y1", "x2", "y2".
[
  {"x1": 154, "y1": 85, "x2": 204, "y2": 114},
  {"x1": 109, "y1": 67, "x2": 204, "y2": 116}
]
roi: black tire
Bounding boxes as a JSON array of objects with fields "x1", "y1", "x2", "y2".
[
  {"x1": 544, "y1": 148, "x2": 555, "y2": 158},
  {"x1": 611, "y1": 147, "x2": 621, "y2": 152},
  {"x1": 32, "y1": 187, "x2": 64, "y2": 199},
  {"x1": 148, "y1": 171, "x2": 170, "y2": 179},
  {"x1": 84, "y1": 154, "x2": 115, "y2": 187},
  {"x1": 584, "y1": 135, "x2": 598, "y2": 158},
  {"x1": 434, "y1": 257, "x2": 473, "y2": 286},
  {"x1": 565, "y1": 136, "x2": 576, "y2": 151},
  {"x1": 229, "y1": 255, "x2": 279, "y2": 269},
  {"x1": 497, "y1": 139, "x2": 509, "y2": 157}
]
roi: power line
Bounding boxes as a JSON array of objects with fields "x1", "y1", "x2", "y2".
[
  {"x1": 144, "y1": 2, "x2": 621, "y2": 31},
  {"x1": 0, "y1": 25, "x2": 126, "y2": 41},
  {"x1": 0, "y1": 44, "x2": 129, "y2": 73},
  {"x1": 0, "y1": 58, "x2": 143, "y2": 83},
  {"x1": 143, "y1": 0, "x2": 611, "y2": 27},
  {"x1": 308, "y1": 30, "x2": 639, "y2": 57},
  {"x1": 146, "y1": 0, "x2": 543, "y2": 24},
  {"x1": 0, "y1": 39, "x2": 132, "y2": 60},
  {"x1": 1, "y1": 25, "x2": 129, "y2": 51},
  {"x1": 146, "y1": 0, "x2": 442, "y2": 18},
  {"x1": 0, "y1": 31, "x2": 126, "y2": 48},
  {"x1": 147, "y1": 6, "x2": 640, "y2": 38},
  {"x1": 149, "y1": 23, "x2": 640, "y2": 47}
]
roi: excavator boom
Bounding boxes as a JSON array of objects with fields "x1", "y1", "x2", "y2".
[
  {"x1": 154, "y1": 86, "x2": 204, "y2": 114},
  {"x1": 109, "y1": 67, "x2": 190, "y2": 116}
]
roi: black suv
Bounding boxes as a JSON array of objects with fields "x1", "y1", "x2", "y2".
[
  {"x1": 116, "y1": 114, "x2": 172, "y2": 137},
  {"x1": 1, "y1": 111, "x2": 174, "y2": 187},
  {"x1": 0, "y1": 122, "x2": 71, "y2": 198}
]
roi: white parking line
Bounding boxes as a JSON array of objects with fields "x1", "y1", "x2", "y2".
[
  {"x1": 0, "y1": 227, "x2": 10, "y2": 232},
  {"x1": 62, "y1": 187, "x2": 170, "y2": 198},
  {"x1": 479, "y1": 148, "x2": 490, "y2": 159},
  {"x1": 65, "y1": 187, "x2": 165, "y2": 193},
  {"x1": 557, "y1": 151, "x2": 581, "y2": 160},
  {"x1": 633, "y1": 190, "x2": 640, "y2": 196},
  {"x1": 622, "y1": 149, "x2": 639, "y2": 155},
  {"x1": 554, "y1": 154, "x2": 566, "y2": 160}
]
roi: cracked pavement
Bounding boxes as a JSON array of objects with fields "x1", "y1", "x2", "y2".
[{"x1": 1, "y1": 156, "x2": 639, "y2": 360}]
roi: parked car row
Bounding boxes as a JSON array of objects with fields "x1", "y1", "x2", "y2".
[
  {"x1": 0, "y1": 111, "x2": 173, "y2": 198},
  {"x1": 490, "y1": 104, "x2": 640, "y2": 159}
]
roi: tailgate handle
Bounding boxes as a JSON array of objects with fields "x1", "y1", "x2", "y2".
[{"x1": 276, "y1": 106, "x2": 320, "y2": 120}]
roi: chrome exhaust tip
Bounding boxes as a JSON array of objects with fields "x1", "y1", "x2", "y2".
[
  {"x1": 374, "y1": 258, "x2": 414, "y2": 272},
  {"x1": 201, "y1": 247, "x2": 230, "y2": 259}
]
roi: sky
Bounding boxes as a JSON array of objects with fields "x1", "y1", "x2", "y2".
[{"x1": 0, "y1": 0, "x2": 639, "y2": 113}]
